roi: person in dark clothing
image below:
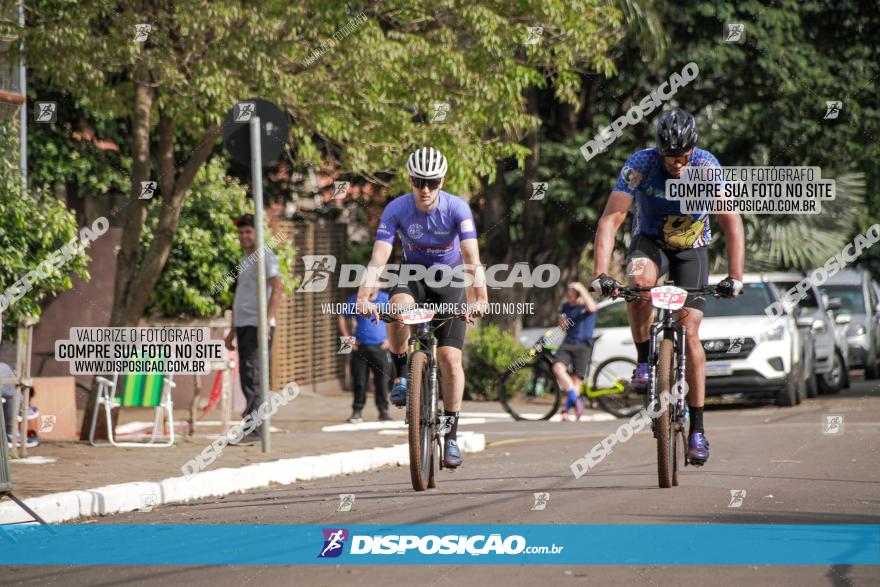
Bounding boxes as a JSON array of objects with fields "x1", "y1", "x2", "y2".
[
  {"x1": 339, "y1": 289, "x2": 392, "y2": 422},
  {"x1": 223, "y1": 214, "x2": 282, "y2": 445},
  {"x1": 553, "y1": 282, "x2": 598, "y2": 421}
]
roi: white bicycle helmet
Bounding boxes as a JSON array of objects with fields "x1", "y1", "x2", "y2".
[{"x1": 406, "y1": 147, "x2": 448, "y2": 179}]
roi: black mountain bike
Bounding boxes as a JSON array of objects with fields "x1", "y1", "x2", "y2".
[
  {"x1": 379, "y1": 308, "x2": 468, "y2": 492},
  {"x1": 610, "y1": 283, "x2": 733, "y2": 488}
]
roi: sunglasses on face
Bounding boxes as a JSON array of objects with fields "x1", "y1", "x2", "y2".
[
  {"x1": 411, "y1": 177, "x2": 442, "y2": 190},
  {"x1": 662, "y1": 151, "x2": 693, "y2": 165}
]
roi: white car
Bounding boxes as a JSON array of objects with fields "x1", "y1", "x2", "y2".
[{"x1": 699, "y1": 273, "x2": 805, "y2": 406}]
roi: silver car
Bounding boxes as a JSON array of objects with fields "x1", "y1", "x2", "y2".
[
  {"x1": 819, "y1": 269, "x2": 880, "y2": 379},
  {"x1": 765, "y1": 273, "x2": 849, "y2": 395}
]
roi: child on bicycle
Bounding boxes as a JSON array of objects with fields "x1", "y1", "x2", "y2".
[{"x1": 552, "y1": 282, "x2": 598, "y2": 421}]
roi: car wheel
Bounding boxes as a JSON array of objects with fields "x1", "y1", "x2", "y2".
[
  {"x1": 818, "y1": 351, "x2": 844, "y2": 394},
  {"x1": 806, "y1": 371, "x2": 819, "y2": 399},
  {"x1": 866, "y1": 345, "x2": 879, "y2": 380},
  {"x1": 775, "y1": 370, "x2": 799, "y2": 407}
]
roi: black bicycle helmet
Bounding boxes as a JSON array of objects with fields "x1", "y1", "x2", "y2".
[{"x1": 656, "y1": 108, "x2": 697, "y2": 155}]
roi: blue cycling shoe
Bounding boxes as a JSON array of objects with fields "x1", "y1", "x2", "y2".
[
  {"x1": 631, "y1": 362, "x2": 650, "y2": 390},
  {"x1": 687, "y1": 432, "x2": 710, "y2": 465},
  {"x1": 390, "y1": 377, "x2": 408, "y2": 407},
  {"x1": 443, "y1": 437, "x2": 463, "y2": 468}
]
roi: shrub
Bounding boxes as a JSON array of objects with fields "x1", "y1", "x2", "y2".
[{"x1": 465, "y1": 322, "x2": 530, "y2": 401}]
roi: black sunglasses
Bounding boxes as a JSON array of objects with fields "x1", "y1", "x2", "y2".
[{"x1": 411, "y1": 177, "x2": 442, "y2": 189}]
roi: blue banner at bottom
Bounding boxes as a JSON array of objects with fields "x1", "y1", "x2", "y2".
[{"x1": 1, "y1": 524, "x2": 877, "y2": 565}]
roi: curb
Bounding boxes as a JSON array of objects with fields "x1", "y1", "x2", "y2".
[{"x1": 0, "y1": 433, "x2": 486, "y2": 525}]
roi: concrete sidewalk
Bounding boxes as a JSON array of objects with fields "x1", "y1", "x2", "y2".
[{"x1": 0, "y1": 387, "x2": 496, "y2": 523}]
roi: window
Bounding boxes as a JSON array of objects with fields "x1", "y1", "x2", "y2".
[
  {"x1": 777, "y1": 281, "x2": 819, "y2": 309},
  {"x1": 819, "y1": 285, "x2": 866, "y2": 315},
  {"x1": 702, "y1": 283, "x2": 774, "y2": 317}
]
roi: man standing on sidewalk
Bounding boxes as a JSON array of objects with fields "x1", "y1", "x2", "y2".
[
  {"x1": 224, "y1": 214, "x2": 283, "y2": 445},
  {"x1": 339, "y1": 289, "x2": 392, "y2": 422}
]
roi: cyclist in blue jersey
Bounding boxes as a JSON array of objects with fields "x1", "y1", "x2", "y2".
[
  {"x1": 356, "y1": 147, "x2": 489, "y2": 469},
  {"x1": 590, "y1": 108, "x2": 745, "y2": 465}
]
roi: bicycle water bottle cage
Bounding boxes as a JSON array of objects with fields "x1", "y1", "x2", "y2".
[
  {"x1": 399, "y1": 309, "x2": 435, "y2": 324},
  {"x1": 649, "y1": 286, "x2": 688, "y2": 310}
]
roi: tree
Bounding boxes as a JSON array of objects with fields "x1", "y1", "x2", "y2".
[
  {"x1": 0, "y1": 119, "x2": 89, "y2": 341},
  {"x1": 10, "y1": 0, "x2": 625, "y2": 327}
]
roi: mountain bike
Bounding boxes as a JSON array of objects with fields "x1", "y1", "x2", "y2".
[
  {"x1": 611, "y1": 283, "x2": 731, "y2": 488},
  {"x1": 498, "y1": 332, "x2": 639, "y2": 421},
  {"x1": 378, "y1": 308, "x2": 468, "y2": 492}
]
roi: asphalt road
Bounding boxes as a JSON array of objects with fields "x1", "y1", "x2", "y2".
[{"x1": 4, "y1": 378, "x2": 879, "y2": 586}]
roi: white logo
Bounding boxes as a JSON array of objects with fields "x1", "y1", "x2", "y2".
[
  {"x1": 627, "y1": 257, "x2": 648, "y2": 277},
  {"x1": 338, "y1": 336, "x2": 356, "y2": 354},
  {"x1": 430, "y1": 102, "x2": 450, "y2": 123},
  {"x1": 134, "y1": 24, "x2": 152, "y2": 43},
  {"x1": 459, "y1": 219, "x2": 474, "y2": 234},
  {"x1": 140, "y1": 494, "x2": 157, "y2": 512},
  {"x1": 823, "y1": 414, "x2": 843, "y2": 435},
  {"x1": 724, "y1": 23, "x2": 745, "y2": 43},
  {"x1": 235, "y1": 101, "x2": 256, "y2": 122},
  {"x1": 436, "y1": 415, "x2": 455, "y2": 435},
  {"x1": 337, "y1": 493, "x2": 355, "y2": 512},
  {"x1": 39, "y1": 415, "x2": 56, "y2": 433},
  {"x1": 531, "y1": 492, "x2": 550, "y2": 511},
  {"x1": 407, "y1": 224, "x2": 425, "y2": 239},
  {"x1": 333, "y1": 181, "x2": 350, "y2": 199},
  {"x1": 824, "y1": 101, "x2": 842, "y2": 120},
  {"x1": 727, "y1": 336, "x2": 744, "y2": 354},
  {"x1": 34, "y1": 102, "x2": 57, "y2": 123},
  {"x1": 728, "y1": 489, "x2": 746, "y2": 508},
  {"x1": 139, "y1": 181, "x2": 157, "y2": 200},
  {"x1": 525, "y1": 27, "x2": 543, "y2": 45},
  {"x1": 297, "y1": 255, "x2": 338, "y2": 293},
  {"x1": 530, "y1": 182, "x2": 548, "y2": 201}
]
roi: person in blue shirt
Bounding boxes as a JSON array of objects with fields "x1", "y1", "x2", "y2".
[
  {"x1": 552, "y1": 282, "x2": 598, "y2": 421},
  {"x1": 339, "y1": 289, "x2": 392, "y2": 423}
]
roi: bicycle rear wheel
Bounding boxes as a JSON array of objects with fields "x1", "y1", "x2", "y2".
[
  {"x1": 656, "y1": 339, "x2": 674, "y2": 489},
  {"x1": 499, "y1": 359, "x2": 561, "y2": 421},
  {"x1": 407, "y1": 351, "x2": 434, "y2": 491},
  {"x1": 593, "y1": 357, "x2": 639, "y2": 418}
]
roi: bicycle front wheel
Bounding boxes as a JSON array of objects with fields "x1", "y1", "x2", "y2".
[
  {"x1": 498, "y1": 359, "x2": 561, "y2": 421},
  {"x1": 656, "y1": 339, "x2": 674, "y2": 489},
  {"x1": 592, "y1": 357, "x2": 640, "y2": 418},
  {"x1": 407, "y1": 351, "x2": 434, "y2": 491}
]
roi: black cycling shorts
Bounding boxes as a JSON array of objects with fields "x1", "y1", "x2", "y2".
[
  {"x1": 627, "y1": 235, "x2": 709, "y2": 311},
  {"x1": 554, "y1": 342, "x2": 593, "y2": 379},
  {"x1": 388, "y1": 278, "x2": 467, "y2": 350}
]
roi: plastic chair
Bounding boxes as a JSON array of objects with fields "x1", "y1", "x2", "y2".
[{"x1": 88, "y1": 373, "x2": 176, "y2": 447}]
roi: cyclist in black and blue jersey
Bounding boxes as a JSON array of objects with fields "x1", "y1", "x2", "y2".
[{"x1": 590, "y1": 108, "x2": 745, "y2": 466}]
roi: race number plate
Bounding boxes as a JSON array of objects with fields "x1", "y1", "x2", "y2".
[
  {"x1": 649, "y1": 286, "x2": 688, "y2": 310},
  {"x1": 399, "y1": 310, "x2": 435, "y2": 324}
]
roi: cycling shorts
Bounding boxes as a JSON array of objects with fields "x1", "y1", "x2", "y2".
[
  {"x1": 389, "y1": 277, "x2": 467, "y2": 350},
  {"x1": 626, "y1": 235, "x2": 709, "y2": 311}
]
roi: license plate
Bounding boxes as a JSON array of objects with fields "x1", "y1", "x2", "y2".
[{"x1": 706, "y1": 362, "x2": 733, "y2": 377}]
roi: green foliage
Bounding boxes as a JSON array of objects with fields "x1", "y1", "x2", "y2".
[
  {"x1": 140, "y1": 158, "x2": 297, "y2": 319},
  {"x1": 465, "y1": 322, "x2": 529, "y2": 400},
  {"x1": 0, "y1": 120, "x2": 89, "y2": 341},
  {"x1": 11, "y1": 0, "x2": 624, "y2": 195}
]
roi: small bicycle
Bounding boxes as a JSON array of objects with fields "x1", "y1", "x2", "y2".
[
  {"x1": 498, "y1": 331, "x2": 639, "y2": 421},
  {"x1": 378, "y1": 307, "x2": 468, "y2": 492}
]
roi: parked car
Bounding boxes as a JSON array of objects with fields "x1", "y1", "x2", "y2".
[
  {"x1": 764, "y1": 272, "x2": 849, "y2": 396},
  {"x1": 699, "y1": 274, "x2": 807, "y2": 406},
  {"x1": 818, "y1": 269, "x2": 880, "y2": 379}
]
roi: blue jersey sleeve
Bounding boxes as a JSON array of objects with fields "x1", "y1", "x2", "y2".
[
  {"x1": 452, "y1": 197, "x2": 477, "y2": 241},
  {"x1": 376, "y1": 198, "x2": 401, "y2": 244},
  {"x1": 613, "y1": 151, "x2": 653, "y2": 196}
]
